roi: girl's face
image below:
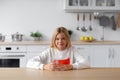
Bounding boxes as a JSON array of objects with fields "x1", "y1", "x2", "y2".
[{"x1": 55, "y1": 33, "x2": 67, "y2": 51}]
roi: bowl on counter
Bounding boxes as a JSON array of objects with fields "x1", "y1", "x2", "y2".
[
  {"x1": 0, "y1": 34, "x2": 5, "y2": 42},
  {"x1": 11, "y1": 32, "x2": 23, "y2": 41}
]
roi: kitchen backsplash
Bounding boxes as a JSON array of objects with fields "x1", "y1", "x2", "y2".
[{"x1": 0, "y1": 0, "x2": 120, "y2": 41}]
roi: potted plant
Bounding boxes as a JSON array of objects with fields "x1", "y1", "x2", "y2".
[
  {"x1": 68, "y1": 30, "x2": 73, "y2": 37},
  {"x1": 30, "y1": 31, "x2": 42, "y2": 41}
]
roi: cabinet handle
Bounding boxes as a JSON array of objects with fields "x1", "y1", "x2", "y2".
[
  {"x1": 108, "y1": 53, "x2": 111, "y2": 59},
  {"x1": 77, "y1": 47, "x2": 84, "y2": 50},
  {"x1": 112, "y1": 53, "x2": 114, "y2": 59},
  {"x1": 88, "y1": 56, "x2": 91, "y2": 64},
  {"x1": 112, "y1": 48, "x2": 115, "y2": 59},
  {"x1": 108, "y1": 48, "x2": 111, "y2": 59}
]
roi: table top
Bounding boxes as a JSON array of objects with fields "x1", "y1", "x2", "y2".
[{"x1": 0, "y1": 68, "x2": 120, "y2": 80}]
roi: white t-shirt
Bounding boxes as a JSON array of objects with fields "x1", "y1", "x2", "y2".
[{"x1": 26, "y1": 46, "x2": 90, "y2": 70}]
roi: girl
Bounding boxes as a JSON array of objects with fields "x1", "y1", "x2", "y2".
[{"x1": 27, "y1": 27, "x2": 90, "y2": 71}]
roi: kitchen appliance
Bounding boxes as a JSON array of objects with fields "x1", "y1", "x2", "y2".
[
  {"x1": 0, "y1": 46, "x2": 27, "y2": 67},
  {"x1": 12, "y1": 32, "x2": 23, "y2": 41}
]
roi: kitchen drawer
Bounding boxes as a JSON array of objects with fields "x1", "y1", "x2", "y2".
[
  {"x1": 0, "y1": 45, "x2": 27, "y2": 52},
  {"x1": 27, "y1": 45, "x2": 48, "y2": 53}
]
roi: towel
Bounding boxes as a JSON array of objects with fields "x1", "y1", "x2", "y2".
[{"x1": 111, "y1": 16, "x2": 117, "y2": 30}]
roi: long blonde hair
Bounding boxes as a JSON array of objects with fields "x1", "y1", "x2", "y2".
[{"x1": 50, "y1": 27, "x2": 71, "y2": 49}]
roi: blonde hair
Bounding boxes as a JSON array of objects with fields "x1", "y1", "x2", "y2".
[{"x1": 50, "y1": 27, "x2": 71, "y2": 49}]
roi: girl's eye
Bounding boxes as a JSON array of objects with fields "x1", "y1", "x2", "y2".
[
  {"x1": 56, "y1": 36, "x2": 66, "y2": 41},
  {"x1": 62, "y1": 38, "x2": 65, "y2": 40},
  {"x1": 56, "y1": 38, "x2": 59, "y2": 40}
]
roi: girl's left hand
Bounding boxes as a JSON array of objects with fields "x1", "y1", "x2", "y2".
[{"x1": 58, "y1": 64, "x2": 73, "y2": 71}]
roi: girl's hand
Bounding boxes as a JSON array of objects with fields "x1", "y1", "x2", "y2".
[
  {"x1": 43, "y1": 63, "x2": 56, "y2": 71},
  {"x1": 43, "y1": 63, "x2": 73, "y2": 71},
  {"x1": 58, "y1": 64, "x2": 73, "y2": 71}
]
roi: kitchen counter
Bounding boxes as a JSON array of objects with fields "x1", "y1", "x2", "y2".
[
  {"x1": 1, "y1": 41, "x2": 120, "y2": 45},
  {"x1": 0, "y1": 41, "x2": 50, "y2": 45},
  {"x1": 0, "y1": 68, "x2": 120, "y2": 80},
  {"x1": 72, "y1": 41, "x2": 120, "y2": 45}
]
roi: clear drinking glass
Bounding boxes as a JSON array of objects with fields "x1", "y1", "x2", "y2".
[{"x1": 53, "y1": 60, "x2": 59, "y2": 71}]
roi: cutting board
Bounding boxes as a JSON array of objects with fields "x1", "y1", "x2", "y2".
[{"x1": 117, "y1": 13, "x2": 120, "y2": 27}]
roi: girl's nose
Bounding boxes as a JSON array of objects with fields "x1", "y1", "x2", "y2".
[{"x1": 58, "y1": 39, "x2": 62, "y2": 42}]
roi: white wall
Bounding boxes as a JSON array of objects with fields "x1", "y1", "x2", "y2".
[{"x1": 0, "y1": 0, "x2": 120, "y2": 41}]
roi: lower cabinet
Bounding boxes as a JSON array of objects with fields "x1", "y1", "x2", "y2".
[
  {"x1": 26, "y1": 44, "x2": 120, "y2": 67},
  {"x1": 110, "y1": 46, "x2": 120, "y2": 67},
  {"x1": 92, "y1": 45, "x2": 120, "y2": 67},
  {"x1": 92, "y1": 45, "x2": 109, "y2": 67},
  {"x1": 74, "y1": 45, "x2": 94, "y2": 67},
  {"x1": 27, "y1": 45, "x2": 48, "y2": 61},
  {"x1": 74, "y1": 45, "x2": 120, "y2": 67}
]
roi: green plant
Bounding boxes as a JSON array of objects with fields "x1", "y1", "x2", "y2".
[
  {"x1": 68, "y1": 30, "x2": 73, "y2": 36},
  {"x1": 30, "y1": 31, "x2": 42, "y2": 37}
]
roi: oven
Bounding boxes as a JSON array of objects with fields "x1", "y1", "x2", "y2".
[{"x1": 0, "y1": 45, "x2": 27, "y2": 68}]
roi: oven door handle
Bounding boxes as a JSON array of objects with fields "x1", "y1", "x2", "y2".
[{"x1": 0, "y1": 55, "x2": 25, "y2": 57}]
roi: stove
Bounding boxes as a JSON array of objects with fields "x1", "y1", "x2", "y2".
[{"x1": 0, "y1": 45, "x2": 27, "y2": 67}]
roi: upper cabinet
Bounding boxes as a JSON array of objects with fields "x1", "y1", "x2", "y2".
[{"x1": 64, "y1": 0, "x2": 120, "y2": 12}]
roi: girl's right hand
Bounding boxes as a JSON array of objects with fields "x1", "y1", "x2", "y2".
[{"x1": 43, "y1": 63, "x2": 57, "y2": 71}]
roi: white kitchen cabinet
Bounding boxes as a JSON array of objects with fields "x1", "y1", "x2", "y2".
[
  {"x1": 64, "y1": 0, "x2": 91, "y2": 12},
  {"x1": 108, "y1": 45, "x2": 120, "y2": 67},
  {"x1": 92, "y1": 45, "x2": 109, "y2": 67},
  {"x1": 74, "y1": 44, "x2": 120, "y2": 68},
  {"x1": 27, "y1": 45, "x2": 48, "y2": 61},
  {"x1": 74, "y1": 45, "x2": 94, "y2": 67},
  {"x1": 64, "y1": 0, "x2": 120, "y2": 12},
  {"x1": 92, "y1": 45, "x2": 120, "y2": 67},
  {"x1": 26, "y1": 44, "x2": 120, "y2": 67}
]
